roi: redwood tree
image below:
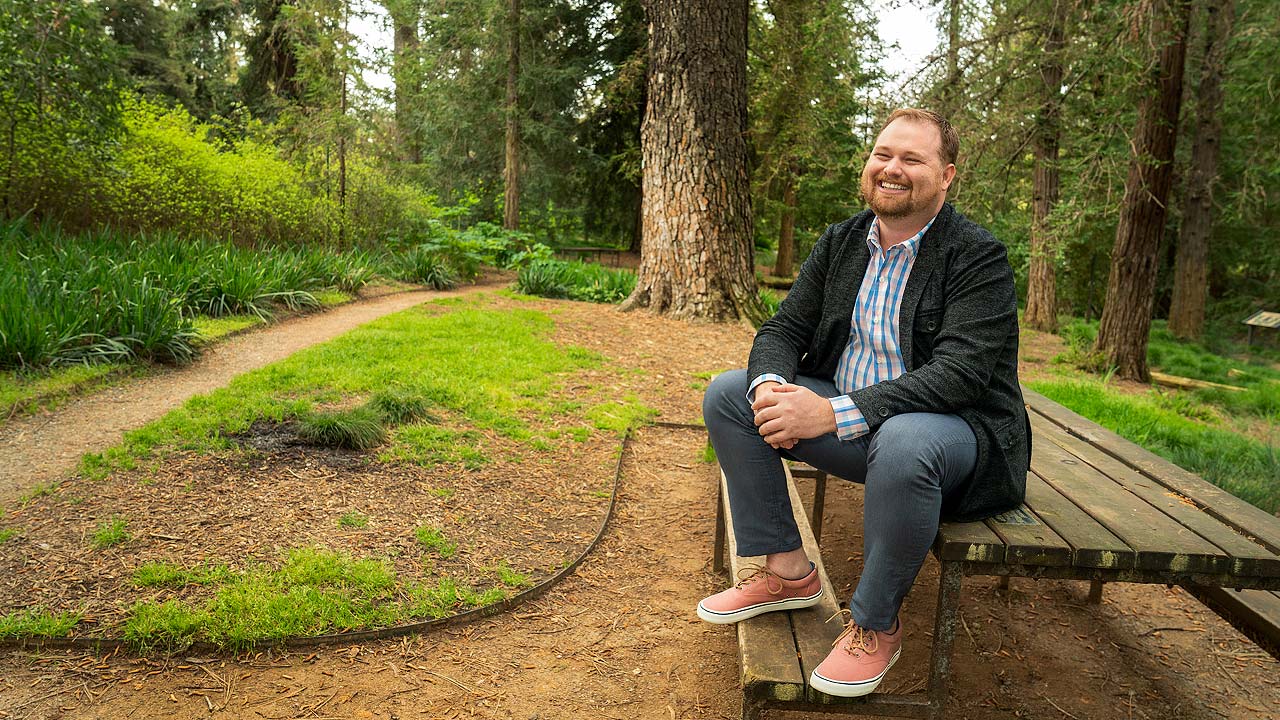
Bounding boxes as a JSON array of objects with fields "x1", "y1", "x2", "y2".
[
  {"x1": 1095, "y1": 0, "x2": 1193, "y2": 381},
  {"x1": 624, "y1": 0, "x2": 761, "y2": 322},
  {"x1": 1023, "y1": 1, "x2": 1067, "y2": 332},
  {"x1": 1169, "y1": 0, "x2": 1235, "y2": 339}
]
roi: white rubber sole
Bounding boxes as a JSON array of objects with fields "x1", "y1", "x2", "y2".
[
  {"x1": 696, "y1": 589, "x2": 823, "y2": 624},
  {"x1": 809, "y1": 646, "x2": 901, "y2": 697}
]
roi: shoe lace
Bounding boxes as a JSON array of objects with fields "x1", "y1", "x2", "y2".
[
  {"x1": 827, "y1": 609, "x2": 878, "y2": 657},
  {"x1": 733, "y1": 564, "x2": 784, "y2": 595}
]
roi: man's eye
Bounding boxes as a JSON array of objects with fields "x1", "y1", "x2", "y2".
[{"x1": 874, "y1": 153, "x2": 891, "y2": 160}]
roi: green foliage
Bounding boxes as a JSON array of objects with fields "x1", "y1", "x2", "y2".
[
  {"x1": 91, "y1": 516, "x2": 131, "y2": 549},
  {"x1": 515, "y1": 260, "x2": 636, "y2": 303},
  {"x1": 1030, "y1": 378, "x2": 1279, "y2": 514},
  {"x1": 0, "y1": 222, "x2": 379, "y2": 370},
  {"x1": 133, "y1": 561, "x2": 234, "y2": 588},
  {"x1": 758, "y1": 289, "x2": 782, "y2": 319},
  {"x1": 414, "y1": 526, "x2": 458, "y2": 558},
  {"x1": 370, "y1": 388, "x2": 436, "y2": 425},
  {"x1": 0, "y1": 607, "x2": 81, "y2": 639},
  {"x1": 397, "y1": 246, "x2": 460, "y2": 290},
  {"x1": 338, "y1": 511, "x2": 369, "y2": 529},
  {"x1": 298, "y1": 406, "x2": 388, "y2": 450},
  {"x1": 0, "y1": 527, "x2": 18, "y2": 544},
  {"x1": 122, "y1": 600, "x2": 207, "y2": 653}
]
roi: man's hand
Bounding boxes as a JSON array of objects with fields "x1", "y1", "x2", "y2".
[{"x1": 750, "y1": 383, "x2": 837, "y2": 450}]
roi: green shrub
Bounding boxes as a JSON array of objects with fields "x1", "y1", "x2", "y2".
[
  {"x1": 514, "y1": 260, "x2": 635, "y2": 304},
  {"x1": 298, "y1": 406, "x2": 388, "y2": 450},
  {"x1": 397, "y1": 246, "x2": 459, "y2": 290},
  {"x1": 370, "y1": 388, "x2": 435, "y2": 425}
]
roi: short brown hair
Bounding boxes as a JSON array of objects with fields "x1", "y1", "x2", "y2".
[{"x1": 881, "y1": 108, "x2": 958, "y2": 166}]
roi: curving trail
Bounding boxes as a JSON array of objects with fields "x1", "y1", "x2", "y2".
[{"x1": 0, "y1": 281, "x2": 502, "y2": 505}]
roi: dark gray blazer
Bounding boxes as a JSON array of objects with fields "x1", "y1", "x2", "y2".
[{"x1": 748, "y1": 203, "x2": 1030, "y2": 522}]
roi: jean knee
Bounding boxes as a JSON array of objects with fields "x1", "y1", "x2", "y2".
[{"x1": 702, "y1": 369, "x2": 752, "y2": 425}]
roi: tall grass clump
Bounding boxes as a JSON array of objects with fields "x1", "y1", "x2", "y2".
[
  {"x1": 515, "y1": 260, "x2": 635, "y2": 303},
  {"x1": 298, "y1": 406, "x2": 388, "y2": 450},
  {"x1": 0, "y1": 221, "x2": 380, "y2": 371}
]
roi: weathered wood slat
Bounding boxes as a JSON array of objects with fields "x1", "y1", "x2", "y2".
[
  {"x1": 719, "y1": 469, "x2": 806, "y2": 700},
  {"x1": 1029, "y1": 415, "x2": 1227, "y2": 574},
  {"x1": 781, "y1": 466, "x2": 851, "y2": 704},
  {"x1": 1030, "y1": 413, "x2": 1280, "y2": 578},
  {"x1": 1183, "y1": 586, "x2": 1280, "y2": 661},
  {"x1": 935, "y1": 519, "x2": 1006, "y2": 564},
  {"x1": 1022, "y1": 473, "x2": 1134, "y2": 569},
  {"x1": 1022, "y1": 388, "x2": 1280, "y2": 554},
  {"x1": 983, "y1": 503, "x2": 1073, "y2": 567}
]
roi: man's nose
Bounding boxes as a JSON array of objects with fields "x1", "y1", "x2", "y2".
[{"x1": 883, "y1": 157, "x2": 905, "y2": 175}]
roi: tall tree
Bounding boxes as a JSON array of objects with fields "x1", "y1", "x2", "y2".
[
  {"x1": 1022, "y1": 0, "x2": 1068, "y2": 332},
  {"x1": 503, "y1": 0, "x2": 521, "y2": 230},
  {"x1": 1094, "y1": 0, "x2": 1192, "y2": 381},
  {"x1": 625, "y1": 0, "x2": 761, "y2": 321},
  {"x1": 1168, "y1": 0, "x2": 1235, "y2": 339},
  {"x1": 387, "y1": 0, "x2": 422, "y2": 164}
]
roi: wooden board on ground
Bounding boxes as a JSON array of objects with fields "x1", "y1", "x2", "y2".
[{"x1": 719, "y1": 468, "x2": 806, "y2": 700}]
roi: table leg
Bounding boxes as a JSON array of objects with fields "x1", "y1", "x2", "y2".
[
  {"x1": 927, "y1": 561, "x2": 963, "y2": 720},
  {"x1": 714, "y1": 476, "x2": 727, "y2": 574},
  {"x1": 811, "y1": 472, "x2": 827, "y2": 543}
]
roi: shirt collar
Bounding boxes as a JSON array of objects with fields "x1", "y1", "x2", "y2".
[{"x1": 866, "y1": 212, "x2": 938, "y2": 259}]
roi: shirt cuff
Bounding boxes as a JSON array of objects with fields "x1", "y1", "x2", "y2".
[
  {"x1": 830, "y1": 395, "x2": 868, "y2": 440},
  {"x1": 747, "y1": 373, "x2": 787, "y2": 401}
]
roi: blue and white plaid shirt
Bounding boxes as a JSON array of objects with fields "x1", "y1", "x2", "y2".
[{"x1": 750, "y1": 213, "x2": 936, "y2": 441}]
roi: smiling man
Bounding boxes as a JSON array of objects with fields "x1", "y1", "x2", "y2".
[{"x1": 699, "y1": 108, "x2": 1030, "y2": 697}]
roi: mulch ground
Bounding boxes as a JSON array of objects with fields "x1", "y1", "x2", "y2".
[{"x1": 0, "y1": 292, "x2": 1276, "y2": 720}]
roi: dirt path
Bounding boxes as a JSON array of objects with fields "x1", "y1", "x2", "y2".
[{"x1": 0, "y1": 280, "x2": 504, "y2": 506}]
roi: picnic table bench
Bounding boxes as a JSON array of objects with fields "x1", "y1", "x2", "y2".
[
  {"x1": 712, "y1": 387, "x2": 1280, "y2": 720},
  {"x1": 553, "y1": 246, "x2": 625, "y2": 266}
]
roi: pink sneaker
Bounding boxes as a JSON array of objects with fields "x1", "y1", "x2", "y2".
[
  {"x1": 810, "y1": 613, "x2": 903, "y2": 697},
  {"x1": 697, "y1": 563, "x2": 823, "y2": 624}
]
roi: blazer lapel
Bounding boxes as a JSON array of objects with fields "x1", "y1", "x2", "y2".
[{"x1": 898, "y1": 205, "x2": 950, "y2": 369}]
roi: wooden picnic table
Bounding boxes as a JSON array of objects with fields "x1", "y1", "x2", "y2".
[{"x1": 713, "y1": 386, "x2": 1280, "y2": 720}]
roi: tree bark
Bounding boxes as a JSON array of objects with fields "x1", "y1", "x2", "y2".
[
  {"x1": 1023, "y1": 1, "x2": 1067, "y2": 332},
  {"x1": 502, "y1": 0, "x2": 521, "y2": 231},
  {"x1": 773, "y1": 167, "x2": 797, "y2": 278},
  {"x1": 1095, "y1": 0, "x2": 1192, "y2": 381},
  {"x1": 624, "y1": 0, "x2": 761, "y2": 322},
  {"x1": 1168, "y1": 0, "x2": 1234, "y2": 340},
  {"x1": 391, "y1": 0, "x2": 421, "y2": 164}
]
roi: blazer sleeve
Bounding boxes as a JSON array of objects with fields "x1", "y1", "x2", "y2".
[
  {"x1": 746, "y1": 223, "x2": 836, "y2": 383},
  {"x1": 845, "y1": 234, "x2": 1017, "y2": 426}
]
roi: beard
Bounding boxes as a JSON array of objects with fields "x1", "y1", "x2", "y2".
[{"x1": 860, "y1": 171, "x2": 920, "y2": 219}]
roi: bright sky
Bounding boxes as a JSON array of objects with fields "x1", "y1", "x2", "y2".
[
  {"x1": 352, "y1": 1, "x2": 942, "y2": 99},
  {"x1": 873, "y1": 0, "x2": 941, "y2": 90}
]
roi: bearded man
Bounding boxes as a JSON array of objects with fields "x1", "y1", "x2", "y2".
[{"x1": 698, "y1": 108, "x2": 1030, "y2": 697}]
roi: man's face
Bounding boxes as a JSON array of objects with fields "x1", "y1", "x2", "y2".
[{"x1": 859, "y1": 119, "x2": 956, "y2": 220}]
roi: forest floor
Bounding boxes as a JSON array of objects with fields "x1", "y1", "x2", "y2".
[{"x1": 0, "y1": 288, "x2": 1277, "y2": 720}]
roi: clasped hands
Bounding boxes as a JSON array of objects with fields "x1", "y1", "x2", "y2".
[{"x1": 750, "y1": 381, "x2": 837, "y2": 450}]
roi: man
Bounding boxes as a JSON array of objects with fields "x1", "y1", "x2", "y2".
[{"x1": 698, "y1": 108, "x2": 1030, "y2": 697}]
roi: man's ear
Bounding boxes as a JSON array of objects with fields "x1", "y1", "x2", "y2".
[{"x1": 941, "y1": 164, "x2": 957, "y2": 191}]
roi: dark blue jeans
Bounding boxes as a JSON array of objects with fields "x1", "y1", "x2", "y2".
[{"x1": 703, "y1": 369, "x2": 976, "y2": 631}]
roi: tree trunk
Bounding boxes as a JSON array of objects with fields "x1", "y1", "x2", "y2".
[
  {"x1": 391, "y1": 0, "x2": 421, "y2": 164},
  {"x1": 625, "y1": 0, "x2": 760, "y2": 322},
  {"x1": 1095, "y1": 0, "x2": 1192, "y2": 381},
  {"x1": 943, "y1": 0, "x2": 961, "y2": 111},
  {"x1": 1023, "y1": 1, "x2": 1067, "y2": 332},
  {"x1": 773, "y1": 167, "x2": 797, "y2": 278},
  {"x1": 1168, "y1": 0, "x2": 1234, "y2": 340},
  {"x1": 502, "y1": 0, "x2": 521, "y2": 231}
]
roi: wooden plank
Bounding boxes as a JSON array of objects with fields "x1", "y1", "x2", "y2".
[
  {"x1": 1030, "y1": 413, "x2": 1280, "y2": 578},
  {"x1": 983, "y1": 504, "x2": 1073, "y2": 567},
  {"x1": 1023, "y1": 387, "x2": 1280, "y2": 554},
  {"x1": 1029, "y1": 415, "x2": 1227, "y2": 575},
  {"x1": 719, "y1": 469, "x2": 806, "y2": 701},
  {"x1": 935, "y1": 519, "x2": 1006, "y2": 564},
  {"x1": 1149, "y1": 371, "x2": 1245, "y2": 393},
  {"x1": 1022, "y1": 472, "x2": 1134, "y2": 569},
  {"x1": 1184, "y1": 586, "x2": 1280, "y2": 661},
  {"x1": 781, "y1": 466, "x2": 852, "y2": 703}
]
